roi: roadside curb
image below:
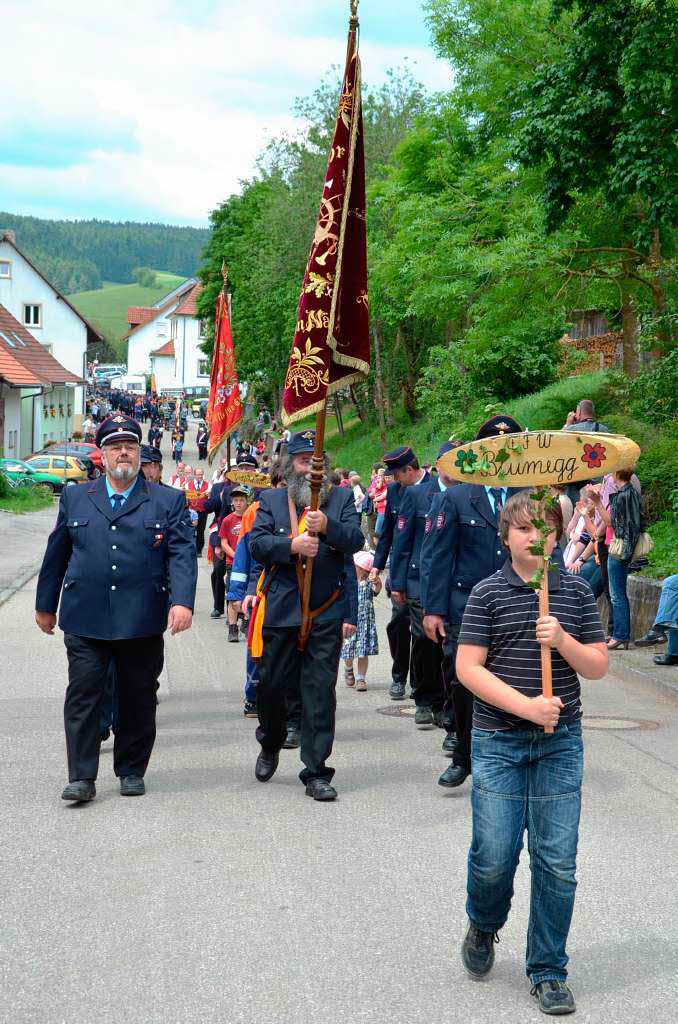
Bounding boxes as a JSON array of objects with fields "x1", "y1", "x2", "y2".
[{"x1": 0, "y1": 561, "x2": 43, "y2": 610}]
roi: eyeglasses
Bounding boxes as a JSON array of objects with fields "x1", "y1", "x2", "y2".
[{"x1": 105, "y1": 442, "x2": 139, "y2": 453}]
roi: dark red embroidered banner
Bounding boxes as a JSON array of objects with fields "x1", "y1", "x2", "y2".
[
  {"x1": 207, "y1": 287, "x2": 243, "y2": 463},
  {"x1": 281, "y1": 36, "x2": 369, "y2": 425}
]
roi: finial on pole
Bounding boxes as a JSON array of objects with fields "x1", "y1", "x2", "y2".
[
  {"x1": 350, "y1": 0, "x2": 359, "y2": 24},
  {"x1": 221, "y1": 260, "x2": 228, "y2": 284}
]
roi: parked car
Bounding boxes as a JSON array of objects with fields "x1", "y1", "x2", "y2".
[
  {"x1": 0, "y1": 457, "x2": 64, "y2": 493},
  {"x1": 34, "y1": 442, "x2": 103, "y2": 478},
  {"x1": 192, "y1": 400, "x2": 208, "y2": 419},
  {"x1": 25, "y1": 454, "x2": 88, "y2": 485}
]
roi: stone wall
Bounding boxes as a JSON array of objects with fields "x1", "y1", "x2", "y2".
[{"x1": 597, "y1": 573, "x2": 663, "y2": 638}]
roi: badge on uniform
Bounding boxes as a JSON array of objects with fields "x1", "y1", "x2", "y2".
[
  {"x1": 436, "y1": 512, "x2": 445, "y2": 530},
  {"x1": 425, "y1": 517, "x2": 432, "y2": 534},
  {"x1": 153, "y1": 533, "x2": 164, "y2": 548},
  {"x1": 397, "y1": 516, "x2": 406, "y2": 530}
]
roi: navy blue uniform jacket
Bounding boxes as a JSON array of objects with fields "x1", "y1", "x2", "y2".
[
  {"x1": 420, "y1": 484, "x2": 522, "y2": 625},
  {"x1": 373, "y1": 472, "x2": 430, "y2": 573},
  {"x1": 390, "y1": 478, "x2": 442, "y2": 601},
  {"x1": 249, "y1": 485, "x2": 364, "y2": 628},
  {"x1": 36, "y1": 475, "x2": 198, "y2": 640}
]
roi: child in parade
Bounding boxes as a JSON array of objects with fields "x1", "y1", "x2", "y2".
[
  {"x1": 455, "y1": 491, "x2": 608, "y2": 1016},
  {"x1": 342, "y1": 550, "x2": 381, "y2": 691},
  {"x1": 216, "y1": 486, "x2": 249, "y2": 642}
]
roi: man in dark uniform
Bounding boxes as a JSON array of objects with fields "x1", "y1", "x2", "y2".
[
  {"x1": 139, "y1": 443, "x2": 164, "y2": 483},
  {"x1": 421, "y1": 415, "x2": 523, "y2": 789},
  {"x1": 249, "y1": 430, "x2": 364, "y2": 801},
  {"x1": 390, "y1": 442, "x2": 459, "y2": 729},
  {"x1": 369, "y1": 447, "x2": 429, "y2": 701},
  {"x1": 35, "y1": 414, "x2": 198, "y2": 803}
]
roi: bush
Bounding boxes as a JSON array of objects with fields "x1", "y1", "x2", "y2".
[{"x1": 605, "y1": 415, "x2": 678, "y2": 522}]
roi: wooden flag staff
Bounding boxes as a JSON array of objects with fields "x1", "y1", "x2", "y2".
[
  {"x1": 437, "y1": 429, "x2": 640, "y2": 732},
  {"x1": 298, "y1": 0, "x2": 361, "y2": 652}
]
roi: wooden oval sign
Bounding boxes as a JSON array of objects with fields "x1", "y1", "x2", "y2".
[
  {"x1": 226, "y1": 469, "x2": 270, "y2": 488},
  {"x1": 437, "y1": 431, "x2": 640, "y2": 487}
]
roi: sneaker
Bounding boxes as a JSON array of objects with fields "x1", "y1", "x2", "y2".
[
  {"x1": 530, "y1": 980, "x2": 576, "y2": 1015},
  {"x1": 414, "y1": 706, "x2": 434, "y2": 729},
  {"x1": 345, "y1": 666, "x2": 356, "y2": 687},
  {"x1": 355, "y1": 676, "x2": 367, "y2": 691},
  {"x1": 634, "y1": 627, "x2": 666, "y2": 648},
  {"x1": 243, "y1": 702, "x2": 258, "y2": 718},
  {"x1": 389, "y1": 680, "x2": 406, "y2": 700},
  {"x1": 461, "y1": 919, "x2": 498, "y2": 978}
]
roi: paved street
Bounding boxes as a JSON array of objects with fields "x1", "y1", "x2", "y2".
[{"x1": 1, "y1": 421, "x2": 677, "y2": 1024}]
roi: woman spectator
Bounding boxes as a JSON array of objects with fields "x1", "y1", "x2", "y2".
[
  {"x1": 349, "y1": 472, "x2": 365, "y2": 515},
  {"x1": 590, "y1": 468, "x2": 642, "y2": 650},
  {"x1": 550, "y1": 483, "x2": 574, "y2": 541},
  {"x1": 370, "y1": 467, "x2": 388, "y2": 542}
]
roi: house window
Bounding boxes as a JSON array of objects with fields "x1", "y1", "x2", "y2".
[
  {"x1": 0, "y1": 260, "x2": 11, "y2": 278},
  {"x1": 23, "y1": 304, "x2": 42, "y2": 328},
  {"x1": 197, "y1": 359, "x2": 210, "y2": 377}
]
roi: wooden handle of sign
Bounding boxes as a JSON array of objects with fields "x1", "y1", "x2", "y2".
[{"x1": 539, "y1": 568, "x2": 554, "y2": 733}]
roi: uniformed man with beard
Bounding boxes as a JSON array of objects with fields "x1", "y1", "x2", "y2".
[
  {"x1": 35, "y1": 414, "x2": 197, "y2": 803},
  {"x1": 249, "y1": 430, "x2": 364, "y2": 801}
]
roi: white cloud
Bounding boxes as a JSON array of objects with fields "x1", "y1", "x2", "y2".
[{"x1": 0, "y1": 0, "x2": 451, "y2": 224}]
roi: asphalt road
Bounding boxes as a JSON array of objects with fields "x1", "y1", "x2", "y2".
[{"x1": 1, "y1": 421, "x2": 677, "y2": 1024}]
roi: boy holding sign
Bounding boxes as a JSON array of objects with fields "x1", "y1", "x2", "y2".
[{"x1": 456, "y1": 491, "x2": 608, "y2": 1015}]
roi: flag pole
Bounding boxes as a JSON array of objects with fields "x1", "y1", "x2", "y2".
[{"x1": 298, "y1": 0, "x2": 360, "y2": 651}]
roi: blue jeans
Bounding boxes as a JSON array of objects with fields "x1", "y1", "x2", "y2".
[
  {"x1": 578, "y1": 559, "x2": 603, "y2": 598},
  {"x1": 607, "y1": 555, "x2": 632, "y2": 642},
  {"x1": 375, "y1": 513, "x2": 385, "y2": 537},
  {"x1": 655, "y1": 574, "x2": 678, "y2": 656},
  {"x1": 466, "y1": 722, "x2": 583, "y2": 985}
]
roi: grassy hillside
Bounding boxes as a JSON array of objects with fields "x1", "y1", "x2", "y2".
[{"x1": 69, "y1": 271, "x2": 186, "y2": 355}]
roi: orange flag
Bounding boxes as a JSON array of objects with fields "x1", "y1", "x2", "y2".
[{"x1": 207, "y1": 279, "x2": 243, "y2": 463}]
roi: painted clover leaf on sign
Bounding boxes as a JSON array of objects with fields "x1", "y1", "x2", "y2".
[
  {"x1": 581, "y1": 442, "x2": 606, "y2": 470},
  {"x1": 455, "y1": 450, "x2": 478, "y2": 473}
]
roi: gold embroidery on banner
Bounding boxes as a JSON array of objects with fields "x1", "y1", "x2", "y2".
[
  {"x1": 285, "y1": 339, "x2": 329, "y2": 398},
  {"x1": 357, "y1": 290, "x2": 368, "y2": 308},
  {"x1": 339, "y1": 89, "x2": 354, "y2": 130},
  {"x1": 305, "y1": 272, "x2": 334, "y2": 298}
]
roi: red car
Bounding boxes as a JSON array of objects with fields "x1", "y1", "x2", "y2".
[{"x1": 32, "y1": 442, "x2": 104, "y2": 478}]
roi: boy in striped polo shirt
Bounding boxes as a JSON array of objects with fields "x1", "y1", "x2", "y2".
[{"x1": 456, "y1": 491, "x2": 608, "y2": 1016}]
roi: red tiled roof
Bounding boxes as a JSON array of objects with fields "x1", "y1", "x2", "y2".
[
  {"x1": 171, "y1": 283, "x2": 203, "y2": 317},
  {"x1": 127, "y1": 307, "x2": 156, "y2": 327},
  {"x1": 0, "y1": 346, "x2": 43, "y2": 386},
  {"x1": 150, "y1": 340, "x2": 175, "y2": 357},
  {"x1": 122, "y1": 280, "x2": 196, "y2": 340},
  {"x1": 0, "y1": 304, "x2": 85, "y2": 387}
]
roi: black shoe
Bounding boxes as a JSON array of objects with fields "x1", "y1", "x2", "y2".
[
  {"x1": 414, "y1": 706, "x2": 434, "y2": 729},
  {"x1": 305, "y1": 779, "x2": 337, "y2": 801},
  {"x1": 210, "y1": 609, "x2": 223, "y2": 619},
  {"x1": 61, "y1": 780, "x2": 96, "y2": 803},
  {"x1": 243, "y1": 701, "x2": 258, "y2": 718},
  {"x1": 228, "y1": 624, "x2": 239, "y2": 642},
  {"x1": 442, "y1": 732, "x2": 458, "y2": 757},
  {"x1": 282, "y1": 726, "x2": 301, "y2": 749},
  {"x1": 634, "y1": 628, "x2": 667, "y2": 648},
  {"x1": 389, "y1": 680, "x2": 406, "y2": 701},
  {"x1": 120, "y1": 775, "x2": 145, "y2": 796},
  {"x1": 255, "y1": 750, "x2": 279, "y2": 782},
  {"x1": 654, "y1": 652, "x2": 678, "y2": 665},
  {"x1": 438, "y1": 763, "x2": 470, "y2": 788},
  {"x1": 531, "y1": 980, "x2": 576, "y2": 1015},
  {"x1": 461, "y1": 919, "x2": 498, "y2": 978}
]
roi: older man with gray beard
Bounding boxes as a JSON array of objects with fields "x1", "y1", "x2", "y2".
[
  {"x1": 249, "y1": 430, "x2": 364, "y2": 801},
  {"x1": 35, "y1": 414, "x2": 197, "y2": 804}
]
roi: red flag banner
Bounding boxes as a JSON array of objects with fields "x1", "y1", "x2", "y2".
[
  {"x1": 207, "y1": 286, "x2": 243, "y2": 463},
  {"x1": 281, "y1": 32, "x2": 369, "y2": 425}
]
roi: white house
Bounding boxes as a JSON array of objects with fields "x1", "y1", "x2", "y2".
[
  {"x1": 126, "y1": 281, "x2": 210, "y2": 394},
  {"x1": 0, "y1": 230, "x2": 102, "y2": 428}
]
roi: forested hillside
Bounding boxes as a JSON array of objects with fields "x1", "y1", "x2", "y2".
[{"x1": 0, "y1": 212, "x2": 209, "y2": 293}]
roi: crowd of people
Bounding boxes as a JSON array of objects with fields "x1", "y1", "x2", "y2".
[{"x1": 32, "y1": 395, "x2": 675, "y2": 1018}]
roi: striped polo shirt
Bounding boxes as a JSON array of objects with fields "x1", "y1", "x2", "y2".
[{"x1": 458, "y1": 562, "x2": 605, "y2": 730}]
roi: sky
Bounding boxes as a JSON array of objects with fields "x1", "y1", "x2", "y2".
[{"x1": 0, "y1": 0, "x2": 451, "y2": 228}]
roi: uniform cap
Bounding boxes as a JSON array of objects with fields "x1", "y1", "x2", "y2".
[
  {"x1": 230, "y1": 484, "x2": 251, "y2": 498},
  {"x1": 140, "y1": 444, "x2": 162, "y2": 464},
  {"x1": 437, "y1": 439, "x2": 463, "y2": 459},
  {"x1": 288, "y1": 430, "x2": 316, "y2": 455},
  {"x1": 475, "y1": 414, "x2": 523, "y2": 440},
  {"x1": 95, "y1": 415, "x2": 142, "y2": 447},
  {"x1": 236, "y1": 453, "x2": 259, "y2": 469},
  {"x1": 383, "y1": 446, "x2": 415, "y2": 471}
]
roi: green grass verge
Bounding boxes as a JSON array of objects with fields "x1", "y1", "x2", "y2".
[
  {"x1": 0, "y1": 484, "x2": 55, "y2": 513},
  {"x1": 68, "y1": 271, "x2": 186, "y2": 351}
]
